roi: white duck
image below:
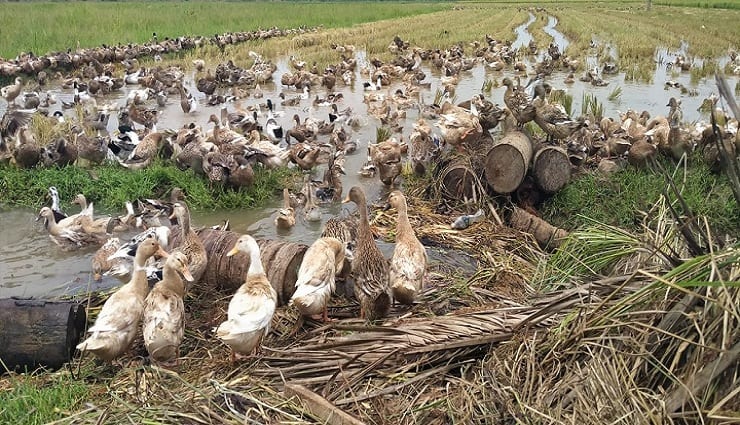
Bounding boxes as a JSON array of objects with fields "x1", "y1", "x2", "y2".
[
  {"x1": 142, "y1": 251, "x2": 193, "y2": 365},
  {"x1": 76, "y1": 237, "x2": 168, "y2": 362},
  {"x1": 36, "y1": 207, "x2": 101, "y2": 248},
  {"x1": 289, "y1": 237, "x2": 345, "y2": 322},
  {"x1": 216, "y1": 234, "x2": 277, "y2": 361}
]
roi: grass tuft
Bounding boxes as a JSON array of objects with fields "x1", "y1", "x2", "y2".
[
  {"x1": 0, "y1": 372, "x2": 88, "y2": 425},
  {"x1": 541, "y1": 155, "x2": 739, "y2": 236},
  {"x1": 0, "y1": 162, "x2": 298, "y2": 212}
]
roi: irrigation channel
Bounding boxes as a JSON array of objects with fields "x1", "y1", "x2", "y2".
[{"x1": 0, "y1": 17, "x2": 735, "y2": 298}]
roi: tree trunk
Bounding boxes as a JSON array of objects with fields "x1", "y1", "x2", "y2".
[
  {"x1": 509, "y1": 207, "x2": 568, "y2": 249},
  {"x1": 0, "y1": 299, "x2": 86, "y2": 372},
  {"x1": 170, "y1": 228, "x2": 307, "y2": 306},
  {"x1": 484, "y1": 130, "x2": 533, "y2": 194},
  {"x1": 533, "y1": 145, "x2": 572, "y2": 194}
]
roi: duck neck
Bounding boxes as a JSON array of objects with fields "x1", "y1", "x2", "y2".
[
  {"x1": 77, "y1": 196, "x2": 88, "y2": 211},
  {"x1": 131, "y1": 251, "x2": 152, "y2": 296},
  {"x1": 46, "y1": 217, "x2": 61, "y2": 235},
  {"x1": 356, "y1": 193, "x2": 371, "y2": 242},
  {"x1": 179, "y1": 209, "x2": 191, "y2": 238},
  {"x1": 395, "y1": 201, "x2": 412, "y2": 238},
  {"x1": 161, "y1": 266, "x2": 185, "y2": 298},
  {"x1": 247, "y1": 242, "x2": 265, "y2": 278}
]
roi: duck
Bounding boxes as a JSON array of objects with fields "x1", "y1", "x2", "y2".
[
  {"x1": 36, "y1": 207, "x2": 102, "y2": 248},
  {"x1": 473, "y1": 95, "x2": 504, "y2": 131},
  {"x1": 532, "y1": 83, "x2": 587, "y2": 144},
  {"x1": 1, "y1": 77, "x2": 23, "y2": 105},
  {"x1": 225, "y1": 155, "x2": 255, "y2": 189},
  {"x1": 0, "y1": 109, "x2": 33, "y2": 156},
  {"x1": 264, "y1": 111, "x2": 284, "y2": 143},
  {"x1": 46, "y1": 186, "x2": 69, "y2": 225},
  {"x1": 408, "y1": 118, "x2": 440, "y2": 176},
  {"x1": 289, "y1": 237, "x2": 345, "y2": 323},
  {"x1": 285, "y1": 114, "x2": 315, "y2": 144},
  {"x1": 196, "y1": 69, "x2": 217, "y2": 96},
  {"x1": 436, "y1": 102, "x2": 483, "y2": 152},
  {"x1": 314, "y1": 151, "x2": 346, "y2": 203},
  {"x1": 70, "y1": 193, "x2": 123, "y2": 236},
  {"x1": 202, "y1": 151, "x2": 230, "y2": 187},
  {"x1": 369, "y1": 138, "x2": 402, "y2": 186},
  {"x1": 74, "y1": 128, "x2": 109, "y2": 165},
  {"x1": 387, "y1": 191, "x2": 427, "y2": 305},
  {"x1": 169, "y1": 202, "x2": 208, "y2": 285},
  {"x1": 76, "y1": 237, "x2": 169, "y2": 362},
  {"x1": 137, "y1": 188, "x2": 185, "y2": 228},
  {"x1": 12, "y1": 126, "x2": 41, "y2": 169},
  {"x1": 142, "y1": 251, "x2": 193, "y2": 365},
  {"x1": 302, "y1": 177, "x2": 322, "y2": 223},
  {"x1": 502, "y1": 77, "x2": 536, "y2": 127},
  {"x1": 288, "y1": 142, "x2": 323, "y2": 171},
  {"x1": 91, "y1": 237, "x2": 125, "y2": 281},
  {"x1": 342, "y1": 186, "x2": 391, "y2": 321},
  {"x1": 105, "y1": 226, "x2": 172, "y2": 280},
  {"x1": 117, "y1": 131, "x2": 166, "y2": 170},
  {"x1": 177, "y1": 82, "x2": 197, "y2": 114},
  {"x1": 216, "y1": 234, "x2": 278, "y2": 361},
  {"x1": 275, "y1": 188, "x2": 296, "y2": 230},
  {"x1": 126, "y1": 101, "x2": 160, "y2": 130}
]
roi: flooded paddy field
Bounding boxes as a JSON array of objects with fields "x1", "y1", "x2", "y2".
[{"x1": 0, "y1": 10, "x2": 736, "y2": 298}]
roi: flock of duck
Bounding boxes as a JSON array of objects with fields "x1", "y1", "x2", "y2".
[
  {"x1": 57, "y1": 182, "x2": 426, "y2": 364},
  {"x1": 3, "y1": 27, "x2": 738, "y2": 365}
]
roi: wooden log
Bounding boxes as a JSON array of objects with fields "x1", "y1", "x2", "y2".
[
  {"x1": 0, "y1": 298, "x2": 86, "y2": 372},
  {"x1": 170, "y1": 228, "x2": 307, "y2": 306},
  {"x1": 484, "y1": 130, "x2": 533, "y2": 194},
  {"x1": 532, "y1": 145, "x2": 571, "y2": 194},
  {"x1": 284, "y1": 383, "x2": 366, "y2": 425},
  {"x1": 509, "y1": 207, "x2": 568, "y2": 249},
  {"x1": 439, "y1": 156, "x2": 479, "y2": 202}
]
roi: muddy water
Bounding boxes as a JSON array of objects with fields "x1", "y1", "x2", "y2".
[
  {"x1": 543, "y1": 16, "x2": 569, "y2": 53},
  {"x1": 1, "y1": 21, "x2": 737, "y2": 298}
]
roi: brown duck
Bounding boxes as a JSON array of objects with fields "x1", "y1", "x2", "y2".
[
  {"x1": 502, "y1": 77, "x2": 535, "y2": 127},
  {"x1": 342, "y1": 186, "x2": 391, "y2": 321}
]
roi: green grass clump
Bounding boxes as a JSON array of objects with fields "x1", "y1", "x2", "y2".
[
  {"x1": 0, "y1": 373, "x2": 88, "y2": 425},
  {"x1": 0, "y1": 162, "x2": 298, "y2": 212},
  {"x1": 541, "y1": 157, "x2": 739, "y2": 236}
]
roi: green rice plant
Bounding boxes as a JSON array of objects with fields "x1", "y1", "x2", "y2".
[
  {"x1": 548, "y1": 89, "x2": 573, "y2": 116},
  {"x1": 0, "y1": 2, "x2": 451, "y2": 58},
  {"x1": 376, "y1": 126, "x2": 392, "y2": 144},
  {"x1": 580, "y1": 92, "x2": 604, "y2": 121},
  {"x1": 433, "y1": 87, "x2": 456, "y2": 106},
  {"x1": 481, "y1": 79, "x2": 493, "y2": 94},
  {"x1": 607, "y1": 85, "x2": 623, "y2": 102}
]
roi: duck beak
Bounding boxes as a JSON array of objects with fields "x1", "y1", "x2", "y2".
[
  {"x1": 93, "y1": 272, "x2": 102, "y2": 282},
  {"x1": 226, "y1": 245, "x2": 240, "y2": 257},
  {"x1": 341, "y1": 195, "x2": 350, "y2": 204},
  {"x1": 181, "y1": 265, "x2": 194, "y2": 282},
  {"x1": 155, "y1": 246, "x2": 169, "y2": 259}
]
